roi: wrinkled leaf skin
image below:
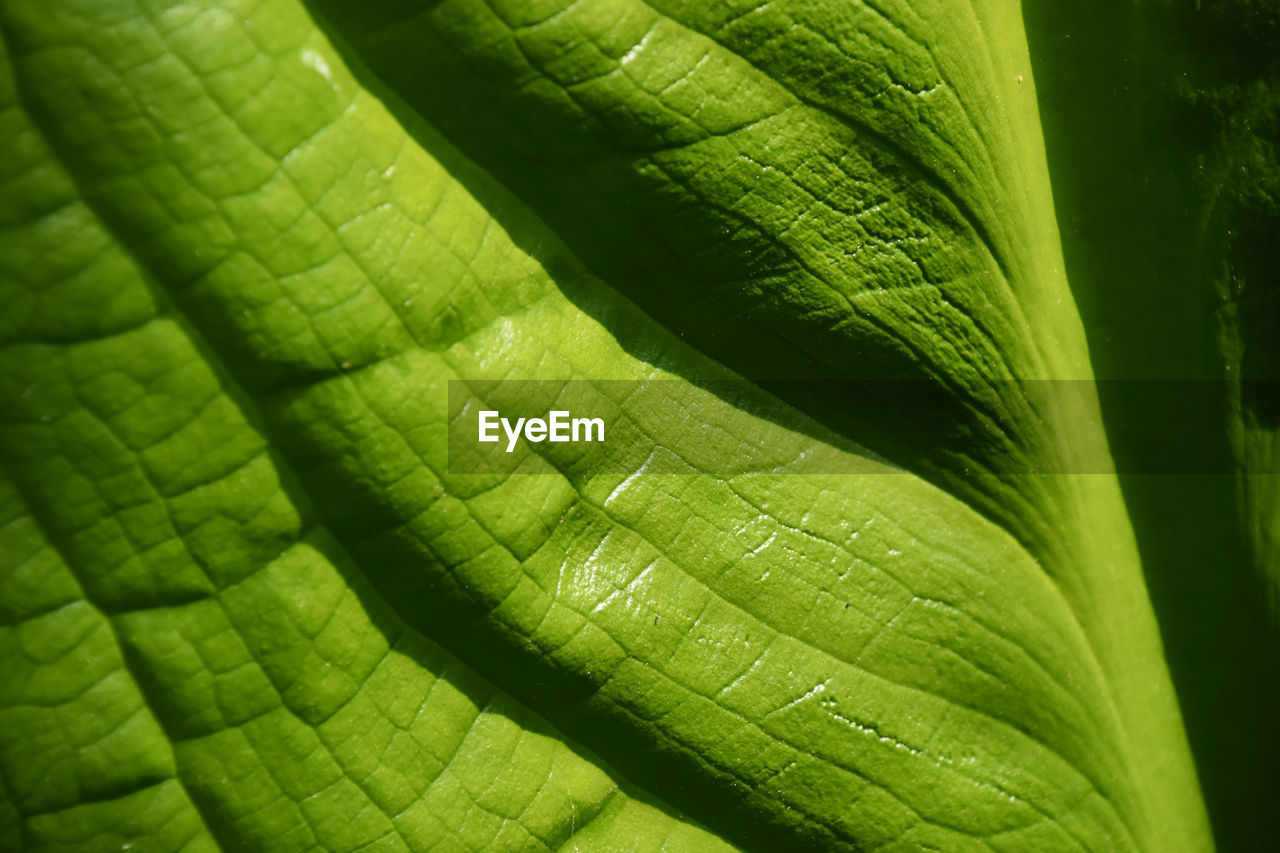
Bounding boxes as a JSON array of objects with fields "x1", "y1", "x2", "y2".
[{"x1": 2, "y1": 0, "x2": 1267, "y2": 851}]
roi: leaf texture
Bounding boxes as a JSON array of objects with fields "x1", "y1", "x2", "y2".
[{"x1": 0, "y1": 1, "x2": 1229, "y2": 852}]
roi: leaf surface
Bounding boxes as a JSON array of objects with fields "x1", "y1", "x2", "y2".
[{"x1": 0, "y1": 0, "x2": 1232, "y2": 851}]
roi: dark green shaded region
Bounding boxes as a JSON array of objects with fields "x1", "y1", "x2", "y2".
[
  {"x1": 1023, "y1": 1, "x2": 1280, "y2": 848},
  {"x1": 302, "y1": 0, "x2": 1101, "y2": 576}
]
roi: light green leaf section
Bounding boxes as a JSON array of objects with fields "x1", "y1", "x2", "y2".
[
  {"x1": 0, "y1": 0, "x2": 1212, "y2": 852},
  {"x1": 0, "y1": 471, "x2": 217, "y2": 853},
  {"x1": 0, "y1": 19, "x2": 738, "y2": 852}
]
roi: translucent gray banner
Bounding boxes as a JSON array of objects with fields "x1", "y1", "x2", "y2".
[{"x1": 447, "y1": 379, "x2": 1277, "y2": 475}]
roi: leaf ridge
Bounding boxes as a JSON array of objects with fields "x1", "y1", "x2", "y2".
[{"x1": 0, "y1": 464, "x2": 230, "y2": 852}]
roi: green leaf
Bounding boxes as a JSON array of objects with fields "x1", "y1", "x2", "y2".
[
  {"x1": 1, "y1": 0, "x2": 1268, "y2": 850},
  {"x1": 1023, "y1": 1, "x2": 1280, "y2": 847}
]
